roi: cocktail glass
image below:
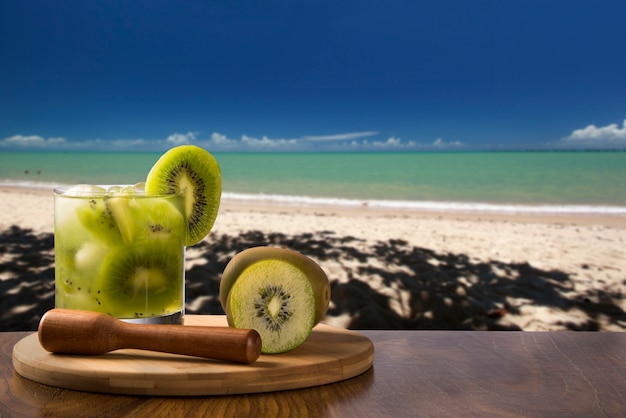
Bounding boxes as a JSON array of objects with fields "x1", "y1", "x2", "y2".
[{"x1": 54, "y1": 185, "x2": 186, "y2": 324}]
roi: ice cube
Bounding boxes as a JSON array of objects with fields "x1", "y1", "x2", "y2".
[
  {"x1": 63, "y1": 184, "x2": 107, "y2": 196},
  {"x1": 74, "y1": 242, "x2": 108, "y2": 272},
  {"x1": 106, "y1": 185, "x2": 123, "y2": 195},
  {"x1": 133, "y1": 182, "x2": 146, "y2": 192},
  {"x1": 108, "y1": 184, "x2": 144, "y2": 196}
]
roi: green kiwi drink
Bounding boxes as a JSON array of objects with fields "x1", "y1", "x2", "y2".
[
  {"x1": 54, "y1": 184, "x2": 187, "y2": 324},
  {"x1": 53, "y1": 145, "x2": 223, "y2": 325}
]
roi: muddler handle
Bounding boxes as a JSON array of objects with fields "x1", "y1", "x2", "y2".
[{"x1": 38, "y1": 309, "x2": 262, "y2": 364}]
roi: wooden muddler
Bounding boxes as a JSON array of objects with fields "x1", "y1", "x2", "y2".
[{"x1": 38, "y1": 309, "x2": 262, "y2": 364}]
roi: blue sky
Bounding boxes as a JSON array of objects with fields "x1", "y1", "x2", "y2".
[{"x1": 1, "y1": 0, "x2": 626, "y2": 152}]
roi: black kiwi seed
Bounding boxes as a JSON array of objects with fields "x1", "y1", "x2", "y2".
[
  {"x1": 96, "y1": 198, "x2": 116, "y2": 230},
  {"x1": 167, "y1": 161, "x2": 208, "y2": 229},
  {"x1": 150, "y1": 224, "x2": 167, "y2": 233},
  {"x1": 254, "y1": 285, "x2": 293, "y2": 332},
  {"x1": 162, "y1": 162, "x2": 208, "y2": 239}
]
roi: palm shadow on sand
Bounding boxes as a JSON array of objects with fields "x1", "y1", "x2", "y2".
[{"x1": 1, "y1": 225, "x2": 624, "y2": 331}]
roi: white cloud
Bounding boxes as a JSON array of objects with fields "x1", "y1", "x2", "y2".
[
  {"x1": 1, "y1": 131, "x2": 466, "y2": 152},
  {"x1": 111, "y1": 138, "x2": 149, "y2": 148},
  {"x1": 201, "y1": 133, "x2": 299, "y2": 150},
  {"x1": 0, "y1": 134, "x2": 67, "y2": 148},
  {"x1": 432, "y1": 138, "x2": 464, "y2": 148},
  {"x1": 334, "y1": 136, "x2": 463, "y2": 151},
  {"x1": 0, "y1": 134, "x2": 168, "y2": 151},
  {"x1": 241, "y1": 134, "x2": 298, "y2": 148},
  {"x1": 371, "y1": 136, "x2": 403, "y2": 148},
  {"x1": 167, "y1": 131, "x2": 197, "y2": 145},
  {"x1": 207, "y1": 131, "x2": 384, "y2": 150},
  {"x1": 302, "y1": 131, "x2": 379, "y2": 141},
  {"x1": 561, "y1": 119, "x2": 626, "y2": 147},
  {"x1": 210, "y1": 132, "x2": 232, "y2": 145}
]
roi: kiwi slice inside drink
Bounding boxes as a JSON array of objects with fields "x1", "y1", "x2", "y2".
[
  {"x1": 145, "y1": 145, "x2": 222, "y2": 246},
  {"x1": 56, "y1": 242, "x2": 109, "y2": 309},
  {"x1": 227, "y1": 259, "x2": 316, "y2": 354},
  {"x1": 107, "y1": 195, "x2": 185, "y2": 244},
  {"x1": 75, "y1": 197, "x2": 124, "y2": 246},
  {"x1": 95, "y1": 240, "x2": 184, "y2": 318}
]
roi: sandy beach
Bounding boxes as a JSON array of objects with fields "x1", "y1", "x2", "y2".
[{"x1": 1, "y1": 186, "x2": 625, "y2": 332}]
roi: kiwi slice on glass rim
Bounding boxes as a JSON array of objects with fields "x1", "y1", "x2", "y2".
[{"x1": 145, "y1": 145, "x2": 222, "y2": 246}]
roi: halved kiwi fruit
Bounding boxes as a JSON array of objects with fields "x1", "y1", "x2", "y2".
[
  {"x1": 226, "y1": 259, "x2": 316, "y2": 354},
  {"x1": 220, "y1": 247, "x2": 331, "y2": 325},
  {"x1": 94, "y1": 240, "x2": 184, "y2": 318},
  {"x1": 145, "y1": 145, "x2": 221, "y2": 246},
  {"x1": 220, "y1": 247, "x2": 331, "y2": 353}
]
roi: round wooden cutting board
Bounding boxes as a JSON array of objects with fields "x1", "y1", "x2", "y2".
[{"x1": 12, "y1": 315, "x2": 374, "y2": 396}]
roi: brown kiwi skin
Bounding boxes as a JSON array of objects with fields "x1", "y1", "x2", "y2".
[{"x1": 220, "y1": 247, "x2": 330, "y2": 325}]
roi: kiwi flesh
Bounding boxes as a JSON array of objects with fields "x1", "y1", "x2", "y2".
[
  {"x1": 226, "y1": 259, "x2": 316, "y2": 354},
  {"x1": 55, "y1": 242, "x2": 109, "y2": 308},
  {"x1": 145, "y1": 145, "x2": 222, "y2": 246},
  {"x1": 94, "y1": 240, "x2": 184, "y2": 318},
  {"x1": 75, "y1": 197, "x2": 124, "y2": 246},
  {"x1": 220, "y1": 247, "x2": 330, "y2": 324},
  {"x1": 107, "y1": 195, "x2": 185, "y2": 244}
]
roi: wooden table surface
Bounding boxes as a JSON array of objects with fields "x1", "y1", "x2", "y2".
[{"x1": 1, "y1": 330, "x2": 625, "y2": 417}]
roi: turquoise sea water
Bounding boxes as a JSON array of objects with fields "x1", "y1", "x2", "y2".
[{"x1": 1, "y1": 151, "x2": 625, "y2": 214}]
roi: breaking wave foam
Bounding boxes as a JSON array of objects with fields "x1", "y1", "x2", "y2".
[
  {"x1": 3, "y1": 181, "x2": 625, "y2": 216},
  {"x1": 223, "y1": 192, "x2": 626, "y2": 215}
]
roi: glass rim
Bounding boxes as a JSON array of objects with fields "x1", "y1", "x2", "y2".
[{"x1": 54, "y1": 184, "x2": 184, "y2": 198}]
